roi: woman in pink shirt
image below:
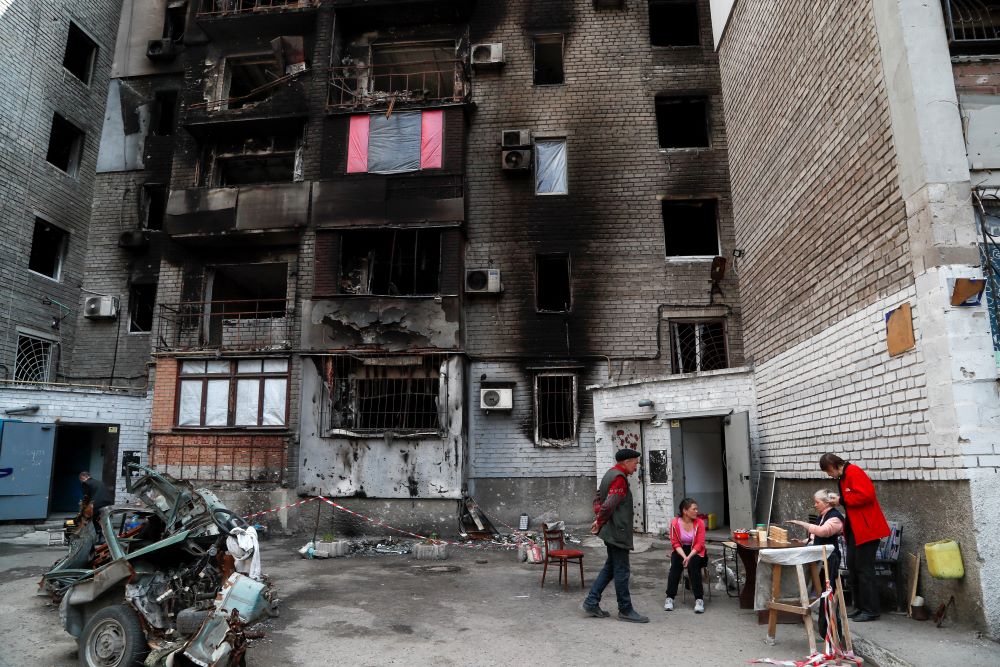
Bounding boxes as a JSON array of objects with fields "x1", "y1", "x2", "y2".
[{"x1": 664, "y1": 498, "x2": 707, "y2": 613}]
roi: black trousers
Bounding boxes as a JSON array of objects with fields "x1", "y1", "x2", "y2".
[
  {"x1": 666, "y1": 546, "x2": 706, "y2": 600},
  {"x1": 846, "y1": 536, "x2": 879, "y2": 615}
]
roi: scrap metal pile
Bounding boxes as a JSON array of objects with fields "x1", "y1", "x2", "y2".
[{"x1": 40, "y1": 464, "x2": 276, "y2": 667}]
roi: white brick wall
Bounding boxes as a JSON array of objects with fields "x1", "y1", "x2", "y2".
[{"x1": 0, "y1": 385, "x2": 150, "y2": 500}]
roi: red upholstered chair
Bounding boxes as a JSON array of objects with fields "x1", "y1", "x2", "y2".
[{"x1": 541, "y1": 525, "x2": 585, "y2": 591}]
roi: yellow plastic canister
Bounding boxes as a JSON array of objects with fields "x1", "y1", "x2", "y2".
[
  {"x1": 924, "y1": 540, "x2": 964, "y2": 579},
  {"x1": 707, "y1": 513, "x2": 717, "y2": 530}
]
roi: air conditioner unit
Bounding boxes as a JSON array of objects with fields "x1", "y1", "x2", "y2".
[
  {"x1": 146, "y1": 39, "x2": 178, "y2": 63},
  {"x1": 480, "y1": 387, "x2": 513, "y2": 410},
  {"x1": 84, "y1": 296, "x2": 120, "y2": 320},
  {"x1": 501, "y1": 149, "x2": 532, "y2": 171},
  {"x1": 118, "y1": 230, "x2": 150, "y2": 250},
  {"x1": 501, "y1": 129, "x2": 531, "y2": 148},
  {"x1": 471, "y1": 43, "x2": 504, "y2": 67},
  {"x1": 466, "y1": 269, "x2": 501, "y2": 293}
]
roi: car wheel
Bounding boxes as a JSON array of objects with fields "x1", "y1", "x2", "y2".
[{"x1": 78, "y1": 604, "x2": 148, "y2": 667}]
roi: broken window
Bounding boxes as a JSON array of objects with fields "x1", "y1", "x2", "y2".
[
  {"x1": 325, "y1": 355, "x2": 444, "y2": 435},
  {"x1": 209, "y1": 263, "x2": 287, "y2": 319},
  {"x1": 28, "y1": 218, "x2": 68, "y2": 280},
  {"x1": 662, "y1": 199, "x2": 719, "y2": 257},
  {"x1": 222, "y1": 54, "x2": 282, "y2": 109},
  {"x1": 152, "y1": 91, "x2": 177, "y2": 136},
  {"x1": 346, "y1": 110, "x2": 443, "y2": 174},
  {"x1": 649, "y1": 0, "x2": 700, "y2": 47},
  {"x1": 163, "y1": 1, "x2": 187, "y2": 43},
  {"x1": 534, "y1": 34, "x2": 565, "y2": 85},
  {"x1": 670, "y1": 320, "x2": 728, "y2": 374},
  {"x1": 370, "y1": 41, "x2": 457, "y2": 100},
  {"x1": 128, "y1": 283, "x2": 157, "y2": 333},
  {"x1": 205, "y1": 131, "x2": 300, "y2": 186},
  {"x1": 177, "y1": 358, "x2": 289, "y2": 427},
  {"x1": 142, "y1": 184, "x2": 167, "y2": 230},
  {"x1": 46, "y1": 113, "x2": 85, "y2": 176},
  {"x1": 536, "y1": 254, "x2": 571, "y2": 312},
  {"x1": 339, "y1": 229, "x2": 441, "y2": 295},
  {"x1": 63, "y1": 22, "x2": 98, "y2": 84},
  {"x1": 656, "y1": 95, "x2": 709, "y2": 148},
  {"x1": 535, "y1": 139, "x2": 568, "y2": 195},
  {"x1": 14, "y1": 334, "x2": 55, "y2": 383},
  {"x1": 535, "y1": 373, "x2": 578, "y2": 446}
]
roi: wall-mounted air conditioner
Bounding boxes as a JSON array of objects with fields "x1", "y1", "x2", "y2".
[
  {"x1": 501, "y1": 149, "x2": 532, "y2": 171},
  {"x1": 84, "y1": 296, "x2": 120, "y2": 320},
  {"x1": 501, "y1": 129, "x2": 531, "y2": 148},
  {"x1": 466, "y1": 269, "x2": 501, "y2": 293},
  {"x1": 471, "y1": 43, "x2": 504, "y2": 67},
  {"x1": 146, "y1": 39, "x2": 178, "y2": 63},
  {"x1": 480, "y1": 387, "x2": 513, "y2": 410}
]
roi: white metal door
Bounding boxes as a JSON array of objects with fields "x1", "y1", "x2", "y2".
[
  {"x1": 612, "y1": 421, "x2": 645, "y2": 532},
  {"x1": 723, "y1": 411, "x2": 753, "y2": 530}
]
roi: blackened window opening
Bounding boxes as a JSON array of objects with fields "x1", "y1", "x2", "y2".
[
  {"x1": 670, "y1": 321, "x2": 728, "y2": 374},
  {"x1": 536, "y1": 374, "x2": 576, "y2": 444},
  {"x1": 129, "y1": 283, "x2": 157, "y2": 333},
  {"x1": 370, "y1": 42, "x2": 456, "y2": 100},
  {"x1": 46, "y1": 114, "x2": 85, "y2": 175},
  {"x1": 340, "y1": 229, "x2": 442, "y2": 296},
  {"x1": 143, "y1": 184, "x2": 167, "y2": 230},
  {"x1": 209, "y1": 133, "x2": 299, "y2": 186},
  {"x1": 63, "y1": 23, "x2": 98, "y2": 84},
  {"x1": 534, "y1": 35, "x2": 564, "y2": 85},
  {"x1": 536, "y1": 254, "x2": 571, "y2": 312},
  {"x1": 28, "y1": 219, "x2": 67, "y2": 279},
  {"x1": 656, "y1": 96, "x2": 709, "y2": 148},
  {"x1": 662, "y1": 199, "x2": 718, "y2": 256},
  {"x1": 649, "y1": 1, "x2": 700, "y2": 46},
  {"x1": 153, "y1": 91, "x2": 177, "y2": 136},
  {"x1": 210, "y1": 263, "x2": 287, "y2": 318},
  {"x1": 225, "y1": 55, "x2": 281, "y2": 109},
  {"x1": 164, "y1": 3, "x2": 187, "y2": 43}
]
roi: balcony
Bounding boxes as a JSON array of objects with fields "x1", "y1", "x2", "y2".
[
  {"x1": 195, "y1": 0, "x2": 320, "y2": 39},
  {"x1": 943, "y1": 0, "x2": 1000, "y2": 54},
  {"x1": 156, "y1": 300, "x2": 293, "y2": 352},
  {"x1": 327, "y1": 59, "x2": 468, "y2": 111},
  {"x1": 164, "y1": 182, "x2": 310, "y2": 244}
]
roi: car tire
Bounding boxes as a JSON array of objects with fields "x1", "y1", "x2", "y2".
[{"x1": 78, "y1": 604, "x2": 148, "y2": 667}]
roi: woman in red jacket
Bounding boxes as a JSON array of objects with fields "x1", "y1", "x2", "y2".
[
  {"x1": 663, "y1": 498, "x2": 707, "y2": 614},
  {"x1": 819, "y1": 453, "x2": 890, "y2": 622}
]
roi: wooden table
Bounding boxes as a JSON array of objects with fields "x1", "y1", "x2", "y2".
[{"x1": 733, "y1": 536, "x2": 808, "y2": 609}]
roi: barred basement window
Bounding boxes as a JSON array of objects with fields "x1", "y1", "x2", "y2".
[
  {"x1": 177, "y1": 359, "x2": 289, "y2": 427},
  {"x1": 670, "y1": 320, "x2": 728, "y2": 374},
  {"x1": 535, "y1": 373, "x2": 578, "y2": 447},
  {"x1": 14, "y1": 334, "x2": 55, "y2": 383}
]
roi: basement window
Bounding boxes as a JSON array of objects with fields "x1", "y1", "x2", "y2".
[
  {"x1": 152, "y1": 91, "x2": 177, "y2": 136},
  {"x1": 177, "y1": 358, "x2": 289, "y2": 427},
  {"x1": 670, "y1": 320, "x2": 728, "y2": 374},
  {"x1": 128, "y1": 283, "x2": 157, "y2": 333},
  {"x1": 63, "y1": 22, "x2": 98, "y2": 84},
  {"x1": 649, "y1": 0, "x2": 700, "y2": 47},
  {"x1": 209, "y1": 263, "x2": 288, "y2": 319},
  {"x1": 14, "y1": 334, "x2": 55, "y2": 383},
  {"x1": 207, "y1": 132, "x2": 300, "y2": 186},
  {"x1": 662, "y1": 199, "x2": 719, "y2": 257},
  {"x1": 325, "y1": 355, "x2": 444, "y2": 436},
  {"x1": 46, "y1": 114, "x2": 85, "y2": 176},
  {"x1": 535, "y1": 373, "x2": 578, "y2": 446},
  {"x1": 536, "y1": 254, "x2": 571, "y2": 313},
  {"x1": 534, "y1": 34, "x2": 565, "y2": 85},
  {"x1": 28, "y1": 219, "x2": 68, "y2": 280},
  {"x1": 142, "y1": 184, "x2": 167, "y2": 230},
  {"x1": 656, "y1": 96, "x2": 709, "y2": 148},
  {"x1": 535, "y1": 139, "x2": 568, "y2": 195},
  {"x1": 339, "y1": 229, "x2": 441, "y2": 296},
  {"x1": 222, "y1": 54, "x2": 281, "y2": 109}
]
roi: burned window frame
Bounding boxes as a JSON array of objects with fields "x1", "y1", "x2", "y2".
[
  {"x1": 669, "y1": 319, "x2": 729, "y2": 374},
  {"x1": 200, "y1": 131, "x2": 303, "y2": 187},
  {"x1": 128, "y1": 283, "x2": 157, "y2": 334},
  {"x1": 661, "y1": 197, "x2": 720, "y2": 258},
  {"x1": 533, "y1": 33, "x2": 565, "y2": 86},
  {"x1": 62, "y1": 21, "x2": 99, "y2": 85},
  {"x1": 535, "y1": 253, "x2": 572, "y2": 313},
  {"x1": 14, "y1": 332, "x2": 57, "y2": 383},
  {"x1": 218, "y1": 52, "x2": 283, "y2": 110},
  {"x1": 175, "y1": 358, "x2": 290, "y2": 428},
  {"x1": 648, "y1": 0, "x2": 701, "y2": 48},
  {"x1": 534, "y1": 372, "x2": 579, "y2": 447},
  {"x1": 28, "y1": 217, "x2": 69, "y2": 281},
  {"x1": 655, "y1": 94, "x2": 710, "y2": 149},
  {"x1": 46, "y1": 113, "x2": 86, "y2": 177},
  {"x1": 338, "y1": 228, "x2": 443, "y2": 296},
  {"x1": 323, "y1": 355, "x2": 446, "y2": 438}
]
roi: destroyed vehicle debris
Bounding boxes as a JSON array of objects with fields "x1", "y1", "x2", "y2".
[{"x1": 41, "y1": 464, "x2": 276, "y2": 667}]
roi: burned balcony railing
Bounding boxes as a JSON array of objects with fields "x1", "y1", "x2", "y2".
[
  {"x1": 327, "y1": 60, "x2": 467, "y2": 110},
  {"x1": 943, "y1": 0, "x2": 1000, "y2": 52},
  {"x1": 196, "y1": 0, "x2": 319, "y2": 17},
  {"x1": 156, "y1": 300, "x2": 293, "y2": 352}
]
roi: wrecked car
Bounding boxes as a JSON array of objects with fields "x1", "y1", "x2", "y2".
[{"x1": 41, "y1": 464, "x2": 274, "y2": 666}]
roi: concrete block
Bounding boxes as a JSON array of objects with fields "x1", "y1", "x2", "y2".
[{"x1": 414, "y1": 542, "x2": 448, "y2": 560}]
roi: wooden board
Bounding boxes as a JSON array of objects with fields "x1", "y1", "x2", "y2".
[
  {"x1": 907, "y1": 552, "x2": 921, "y2": 617},
  {"x1": 886, "y1": 302, "x2": 916, "y2": 357}
]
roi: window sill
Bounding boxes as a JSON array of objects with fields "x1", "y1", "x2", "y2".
[
  {"x1": 62, "y1": 68, "x2": 92, "y2": 88},
  {"x1": 650, "y1": 45, "x2": 704, "y2": 51},
  {"x1": 323, "y1": 429, "x2": 445, "y2": 439},
  {"x1": 45, "y1": 162, "x2": 79, "y2": 179},
  {"x1": 664, "y1": 255, "x2": 717, "y2": 263},
  {"x1": 27, "y1": 269, "x2": 62, "y2": 283},
  {"x1": 172, "y1": 426, "x2": 290, "y2": 432},
  {"x1": 658, "y1": 146, "x2": 713, "y2": 153}
]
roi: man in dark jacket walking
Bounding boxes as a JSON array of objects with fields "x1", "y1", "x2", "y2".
[
  {"x1": 581, "y1": 448, "x2": 648, "y2": 623},
  {"x1": 79, "y1": 471, "x2": 114, "y2": 522}
]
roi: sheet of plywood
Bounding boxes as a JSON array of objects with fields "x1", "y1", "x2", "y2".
[{"x1": 886, "y1": 302, "x2": 916, "y2": 357}]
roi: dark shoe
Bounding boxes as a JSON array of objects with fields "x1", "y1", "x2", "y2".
[
  {"x1": 618, "y1": 609, "x2": 650, "y2": 623},
  {"x1": 853, "y1": 612, "x2": 880, "y2": 622},
  {"x1": 847, "y1": 608, "x2": 864, "y2": 619},
  {"x1": 581, "y1": 602, "x2": 610, "y2": 618}
]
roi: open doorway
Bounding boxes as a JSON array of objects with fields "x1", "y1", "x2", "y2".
[{"x1": 49, "y1": 424, "x2": 119, "y2": 514}]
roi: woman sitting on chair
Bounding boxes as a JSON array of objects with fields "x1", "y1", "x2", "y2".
[
  {"x1": 664, "y1": 498, "x2": 707, "y2": 613},
  {"x1": 787, "y1": 489, "x2": 844, "y2": 640}
]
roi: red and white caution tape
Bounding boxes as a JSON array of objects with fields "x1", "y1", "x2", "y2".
[{"x1": 242, "y1": 496, "x2": 319, "y2": 521}]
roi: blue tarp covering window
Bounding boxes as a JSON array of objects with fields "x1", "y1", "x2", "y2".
[{"x1": 368, "y1": 112, "x2": 422, "y2": 174}]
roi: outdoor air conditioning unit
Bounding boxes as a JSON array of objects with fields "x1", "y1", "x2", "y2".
[
  {"x1": 465, "y1": 269, "x2": 502, "y2": 293},
  {"x1": 501, "y1": 149, "x2": 532, "y2": 171},
  {"x1": 146, "y1": 39, "x2": 178, "y2": 63},
  {"x1": 84, "y1": 296, "x2": 120, "y2": 320},
  {"x1": 480, "y1": 387, "x2": 513, "y2": 410},
  {"x1": 471, "y1": 43, "x2": 504, "y2": 67},
  {"x1": 501, "y1": 129, "x2": 531, "y2": 148}
]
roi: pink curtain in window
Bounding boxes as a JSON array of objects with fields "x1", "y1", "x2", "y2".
[
  {"x1": 420, "y1": 110, "x2": 443, "y2": 169},
  {"x1": 347, "y1": 115, "x2": 370, "y2": 173}
]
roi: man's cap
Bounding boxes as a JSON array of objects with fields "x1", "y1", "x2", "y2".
[{"x1": 615, "y1": 448, "x2": 640, "y2": 462}]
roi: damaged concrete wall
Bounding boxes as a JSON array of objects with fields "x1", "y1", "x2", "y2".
[{"x1": 301, "y1": 298, "x2": 460, "y2": 351}]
